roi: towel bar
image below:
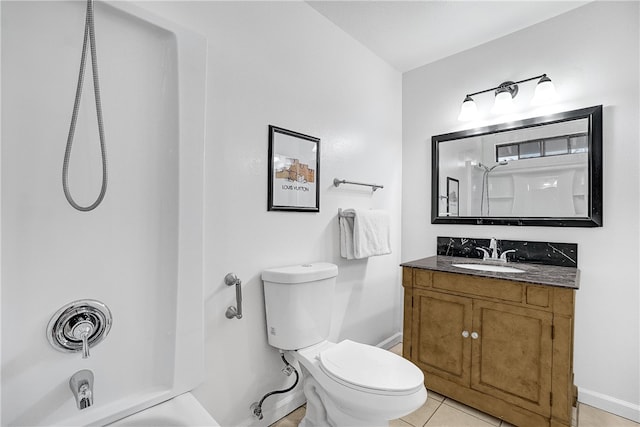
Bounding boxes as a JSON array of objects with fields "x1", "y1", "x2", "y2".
[
  {"x1": 333, "y1": 178, "x2": 383, "y2": 192},
  {"x1": 337, "y1": 208, "x2": 354, "y2": 218}
]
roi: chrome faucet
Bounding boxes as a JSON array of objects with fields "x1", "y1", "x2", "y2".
[
  {"x1": 489, "y1": 238, "x2": 499, "y2": 259},
  {"x1": 500, "y1": 249, "x2": 516, "y2": 262},
  {"x1": 476, "y1": 247, "x2": 490, "y2": 260},
  {"x1": 476, "y1": 238, "x2": 516, "y2": 262},
  {"x1": 69, "y1": 369, "x2": 94, "y2": 410}
]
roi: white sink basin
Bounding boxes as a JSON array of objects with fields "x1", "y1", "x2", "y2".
[{"x1": 452, "y1": 263, "x2": 525, "y2": 273}]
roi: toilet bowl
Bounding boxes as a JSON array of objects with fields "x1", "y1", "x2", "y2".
[
  {"x1": 262, "y1": 263, "x2": 427, "y2": 426},
  {"x1": 291, "y1": 340, "x2": 426, "y2": 426}
]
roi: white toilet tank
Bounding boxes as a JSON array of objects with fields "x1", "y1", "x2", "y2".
[{"x1": 262, "y1": 263, "x2": 338, "y2": 350}]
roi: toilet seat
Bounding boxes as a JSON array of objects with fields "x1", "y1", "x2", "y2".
[{"x1": 318, "y1": 340, "x2": 424, "y2": 395}]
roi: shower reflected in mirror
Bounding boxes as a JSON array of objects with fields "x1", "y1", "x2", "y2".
[{"x1": 431, "y1": 105, "x2": 602, "y2": 227}]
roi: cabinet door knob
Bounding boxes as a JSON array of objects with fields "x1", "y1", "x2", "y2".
[
  {"x1": 461, "y1": 330, "x2": 470, "y2": 338},
  {"x1": 471, "y1": 332, "x2": 479, "y2": 339}
]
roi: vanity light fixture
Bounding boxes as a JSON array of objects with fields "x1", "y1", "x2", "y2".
[
  {"x1": 491, "y1": 82, "x2": 518, "y2": 114},
  {"x1": 458, "y1": 74, "x2": 556, "y2": 121},
  {"x1": 457, "y1": 95, "x2": 478, "y2": 121},
  {"x1": 531, "y1": 75, "x2": 556, "y2": 105}
]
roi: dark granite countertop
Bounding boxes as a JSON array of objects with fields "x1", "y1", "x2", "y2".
[{"x1": 401, "y1": 255, "x2": 580, "y2": 289}]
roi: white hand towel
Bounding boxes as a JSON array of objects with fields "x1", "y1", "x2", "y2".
[
  {"x1": 352, "y1": 209, "x2": 391, "y2": 259},
  {"x1": 339, "y1": 212, "x2": 355, "y2": 260}
]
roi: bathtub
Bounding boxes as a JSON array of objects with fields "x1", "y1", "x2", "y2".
[{"x1": 108, "y1": 393, "x2": 219, "y2": 427}]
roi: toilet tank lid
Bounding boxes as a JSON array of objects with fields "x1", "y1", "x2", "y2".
[{"x1": 262, "y1": 263, "x2": 338, "y2": 284}]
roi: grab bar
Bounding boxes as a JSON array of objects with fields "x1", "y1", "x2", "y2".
[
  {"x1": 224, "y1": 273, "x2": 242, "y2": 320},
  {"x1": 333, "y1": 178, "x2": 383, "y2": 192}
]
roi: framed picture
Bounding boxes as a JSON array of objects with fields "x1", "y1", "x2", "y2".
[
  {"x1": 268, "y1": 125, "x2": 320, "y2": 212},
  {"x1": 446, "y1": 177, "x2": 459, "y2": 216}
]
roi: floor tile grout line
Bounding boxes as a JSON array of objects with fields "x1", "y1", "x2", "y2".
[{"x1": 420, "y1": 399, "x2": 443, "y2": 427}]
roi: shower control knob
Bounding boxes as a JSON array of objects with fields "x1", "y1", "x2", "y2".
[
  {"x1": 70, "y1": 319, "x2": 94, "y2": 339},
  {"x1": 70, "y1": 320, "x2": 94, "y2": 359},
  {"x1": 46, "y1": 299, "x2": 112, "y2": 358}
]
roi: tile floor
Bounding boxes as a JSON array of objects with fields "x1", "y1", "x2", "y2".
[{"x1": 270, "y1": 343, "x2": 640, "y2": 427}]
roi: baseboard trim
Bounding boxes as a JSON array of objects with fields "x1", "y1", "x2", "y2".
[
  {"x1": 579, "y1": 387, "x2": 640, "y2": 423},
  {"x1": 376, "y1": 332, "x2": 403, "y2": 350}
]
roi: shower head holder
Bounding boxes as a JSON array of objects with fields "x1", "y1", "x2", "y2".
[{"x1": 46, "y1": 299, "x2": 112, "y2": 359}]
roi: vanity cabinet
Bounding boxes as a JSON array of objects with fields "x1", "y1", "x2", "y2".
[{"x1": 402, "y1": 267, "x2": 576, "y2": 427}]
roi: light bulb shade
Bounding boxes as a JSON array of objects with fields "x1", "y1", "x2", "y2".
[
  {"x1": 458, "y1": 96, "x2": 478, "y2": 121},
  {"x1": 532, "y1": 75, "x2": 556, "y2": 105},
  {"x1": 492, "y1": 90, "x2": 514, "y2": 114}
]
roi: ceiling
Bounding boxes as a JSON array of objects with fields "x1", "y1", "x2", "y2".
[{"x1": 306, "y1": 1, "x2": 589, "y2": 72}]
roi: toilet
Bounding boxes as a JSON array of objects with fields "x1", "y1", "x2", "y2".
[{"x1": 262, "y1": 263, "x2": 427, "y2": 427}]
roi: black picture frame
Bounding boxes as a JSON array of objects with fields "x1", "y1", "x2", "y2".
[
  {"x1": 431, "y1": 105, "x2": 603, "y2": 227},
  {"x1": 268, "y1": 125, "x2": 320, "y2": 212}
]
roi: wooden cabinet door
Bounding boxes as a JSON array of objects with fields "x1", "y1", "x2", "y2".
[
  {"x1": 411, "y1": 289, "x2": 472, "y2": 387},
  {"x1": 471, "y1": 300, "x2": 553, "y2": 416}
]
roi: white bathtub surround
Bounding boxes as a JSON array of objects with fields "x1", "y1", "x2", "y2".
[
  {"x1": 107, "y1": 393, "x2": 219, "y2": 427},
  {"x1": 1, "y1": 1, "x2": 207, "y2": 425}
]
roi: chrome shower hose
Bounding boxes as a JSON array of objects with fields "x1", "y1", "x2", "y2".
[{"x1": 62, "y1": 0, "x2": 107, "y2": 211}]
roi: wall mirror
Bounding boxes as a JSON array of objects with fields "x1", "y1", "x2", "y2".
[{"x1": 432, "y1": 105, "x2": 602, "y2": 227}]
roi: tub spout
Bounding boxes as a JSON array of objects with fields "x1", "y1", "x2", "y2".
[{"x1": 69, "y1": 369, "x2": 94, "y2": 410}]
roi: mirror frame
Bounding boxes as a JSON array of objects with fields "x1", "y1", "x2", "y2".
[{"x1": 431, "y1": 105, "x2": 602, "y2": 227}]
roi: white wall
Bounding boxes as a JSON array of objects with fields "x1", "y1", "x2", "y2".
[
  {"x1": 402, "y1": 2, "x2": 639, "y2": 422},
  {"x1": 137, "y1": 2, "x2": 402, "y2": 426}
]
